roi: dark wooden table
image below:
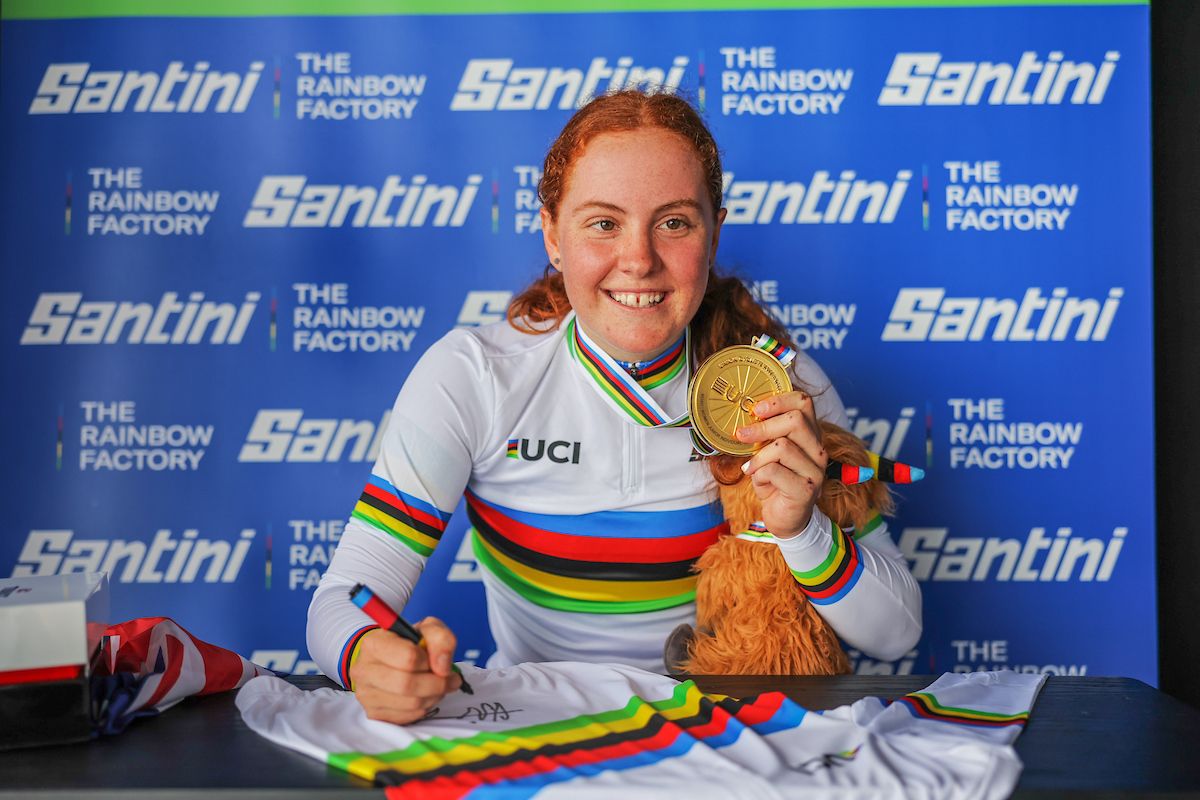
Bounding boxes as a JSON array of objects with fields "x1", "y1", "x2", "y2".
[{"x1": 2, "y1": 675, "x2": 1199, "y2": 797}]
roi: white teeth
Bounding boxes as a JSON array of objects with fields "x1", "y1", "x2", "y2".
[{"x1": 609, "y1": 292, "x2": 665, "y2": 308}]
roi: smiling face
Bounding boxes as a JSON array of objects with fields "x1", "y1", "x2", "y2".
[{"x1": 541, "y1": 127, "x2": 726, "y2": 363}]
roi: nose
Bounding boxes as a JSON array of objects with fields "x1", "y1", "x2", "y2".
[{"x1": 618, "y1": 227, "x2": 660, "y2": 278}]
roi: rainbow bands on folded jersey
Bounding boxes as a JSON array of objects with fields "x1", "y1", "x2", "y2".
[
  {"x1": 899, "y1": 691, "x2": 1030, "y2": 728},
  {"x1": 349, "y1": 583, "x2": 473, "y2": 695},
  {"x1": 330, "y1": 680, "x2": 806, "y2": 795}
]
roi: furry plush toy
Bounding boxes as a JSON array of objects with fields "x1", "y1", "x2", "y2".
[{"x1": 665, "y1": 422, "x2": 909, "y2": 676}]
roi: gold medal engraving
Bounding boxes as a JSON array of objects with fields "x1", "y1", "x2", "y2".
[{"x1": 688, "y1": 345, "x2": 792, "y2": 456}]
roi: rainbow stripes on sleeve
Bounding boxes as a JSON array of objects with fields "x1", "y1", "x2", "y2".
[
  {"x1": 466, "y1": 492, "x2": 726, "y2": 615},
  {"x1": 351, "y1": 475, "x2": 453, "y2": 558},
  {"x1": 337, "y1": 624, "x2": 378, "y2": 690},
  {"x1": 327, "y1": 681, "x2": 805, "y2": 796},
  {"x1": 788, "y1": 523, "x2": 863, "y2": 605}
]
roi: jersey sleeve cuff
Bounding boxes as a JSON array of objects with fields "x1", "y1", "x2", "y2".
[
  {"x1": 338, "y1": 624, "x2": 379, "y2": 690},
  {"x1": 774, "y1": 509, "x2": 865, "y2": 606}
]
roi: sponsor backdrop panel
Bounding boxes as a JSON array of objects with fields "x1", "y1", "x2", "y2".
[{"x1": 1, "y1": 2, "x2": 1152, "y2": 683}]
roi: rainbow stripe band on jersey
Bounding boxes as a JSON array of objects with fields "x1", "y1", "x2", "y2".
[
  {"x1": 351, "y1": 475, "x2": 453, "y2": 558},
  {"x1": 327, "y1": 680, "x2": 807, "y2": 793},
  {"x1": 565, "y1": 316, "x2": 692, "y2": 429},
  {"x1": 337, "y1": 624, "x2": 377, "y2": 690},
  {"x1": 465, "y1": 491, "x2": 726, "y2": 615},
  {"x1": 898, "y1": 692, "x2": 1031, "y2": 728},
  {"x1": 788, "y1": 522, "x2": 863, "y2": 605}
]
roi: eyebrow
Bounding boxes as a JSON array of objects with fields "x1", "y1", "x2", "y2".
[{"x1": 574, "y1": 199, "x2": 705, "y2": 216}]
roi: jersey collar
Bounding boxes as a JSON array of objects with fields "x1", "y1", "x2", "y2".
[{"x1": 564, "y1": 314, "x2": 692, "y2": 429}]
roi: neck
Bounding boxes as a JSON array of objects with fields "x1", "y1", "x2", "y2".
[{"x1": 573, "y1": 322, "x2": 687, "y2": 379}]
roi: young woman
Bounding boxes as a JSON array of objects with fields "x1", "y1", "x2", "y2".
[{"x1": 308, "y1": 91, "x2": 922, "y2": 724}]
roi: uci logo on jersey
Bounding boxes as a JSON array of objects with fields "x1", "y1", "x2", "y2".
[{"x1": 506, "y1": 437, "x2": 581, "y2": 464}]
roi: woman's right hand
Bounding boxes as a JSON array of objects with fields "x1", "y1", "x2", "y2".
[{"x1": 348, "y1": 617, "x2": 463, "y2": 724}]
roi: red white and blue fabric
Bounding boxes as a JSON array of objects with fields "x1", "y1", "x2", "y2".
[{"x1": 92, "y1": 617, "x2": 271, "y2": 735}]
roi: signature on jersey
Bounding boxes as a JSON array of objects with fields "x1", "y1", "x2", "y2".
[{"x1": 423, "y1": 702, "x2": 522, "y2": 724}]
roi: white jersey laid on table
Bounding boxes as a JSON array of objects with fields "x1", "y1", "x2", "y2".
[
  {"x1": 307, "y1": 314, "x2": 922, "y2": 683},
  {"x1": 237, "y1": 662, "x2": 1045, "y2": 800}
]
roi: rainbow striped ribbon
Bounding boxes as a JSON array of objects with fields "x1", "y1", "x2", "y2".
[
  {"x1": 750, "y1": 333, "x2": 797, "y2": 368},
  {"x1": 565, "y1": 316, "x2": 693, "y2": 429}
]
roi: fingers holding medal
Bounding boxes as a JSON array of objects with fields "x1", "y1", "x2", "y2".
[
  {"x1": 737, "y1": 392, "x2": 828, "y2": 537},
  {"x1": 736, "y1": 391, "x2": 825, "y2": 465}
]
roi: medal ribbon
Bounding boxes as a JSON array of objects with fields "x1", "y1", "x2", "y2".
[
  {"x1": 565, "y1": 316, "x2": 692, "y2": 428},
  {"x1": 751, "y1": 334, "x2": 797, "y2": 369}
]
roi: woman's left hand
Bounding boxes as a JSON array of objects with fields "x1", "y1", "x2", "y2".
[{"x1": 735, "y1": 391, "x2": 827, "y2": 539}]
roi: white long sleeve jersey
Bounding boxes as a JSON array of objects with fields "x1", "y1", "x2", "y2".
[
  {"x1": 238, "y1": 663, "x2": 1043, "y2": 800},
  {"x1": 307, "y1": 315, "x2": 922, "y2": 686}
]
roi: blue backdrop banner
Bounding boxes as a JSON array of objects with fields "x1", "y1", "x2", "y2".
[{"x1": 1, "y1": 1, "x2": 1153, "y2": 683}]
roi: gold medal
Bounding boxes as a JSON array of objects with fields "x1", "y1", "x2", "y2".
[{"x1": 688, "y1": 345, "x2": 792, "y2": 456}]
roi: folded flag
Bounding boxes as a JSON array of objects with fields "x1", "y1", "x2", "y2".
[{"x1": 92, "y1": 616, "x2": 271, "y2": 735}]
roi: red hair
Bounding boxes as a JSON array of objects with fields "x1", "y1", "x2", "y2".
[
  {"x1": 537, "y1": 90, "x2": 724, "y2": 222},
  {"x1": 507, "y1": 90, "x2": 802, "y2": 483}
]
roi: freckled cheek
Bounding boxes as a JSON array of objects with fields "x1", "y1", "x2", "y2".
[
  {"x1": 561, "y1": 264, "x2": 611, "y2": 308},
  {"x1": 563, "y1": 246, "x2": 616, "y2": 288},
  {"x1": 661, "y1": 238, "x2": 712, "y2": 268},
  {"x1": 667, "y1": 250, "x2": 713, "y2": 291},
  {"x1": 577, "y1": 239, "x2": 615, "y2": 260}
]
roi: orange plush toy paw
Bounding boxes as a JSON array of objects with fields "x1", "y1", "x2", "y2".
[{"x1": 665, "y1": 422, "x2": 896, "y2": 676}]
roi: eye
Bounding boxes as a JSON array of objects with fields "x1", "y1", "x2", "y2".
[
  {"x1": 588, "y1": 219, "x2": 617, "y2": 232},
  {"x1": 660, "y1": 217, "x2": 691, "y2": 232}
]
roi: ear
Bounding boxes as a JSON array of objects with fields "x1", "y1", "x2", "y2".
[{"x1": 541, "y1": 207, "x2": 561, "y2": 271}]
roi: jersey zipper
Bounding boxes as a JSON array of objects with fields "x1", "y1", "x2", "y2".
[{"x1": 622, "y1": 423, "x2": 641, "y2": 495}]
